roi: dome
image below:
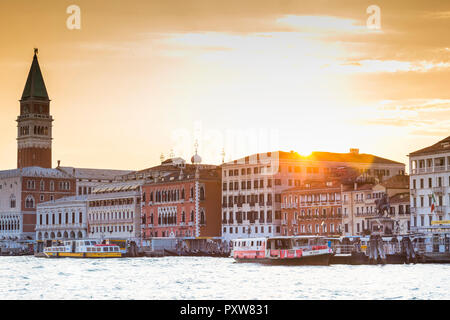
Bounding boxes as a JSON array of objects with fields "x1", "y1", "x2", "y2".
[{"x1": 191, "y1": 153, "x2": 202, "y2": 164}]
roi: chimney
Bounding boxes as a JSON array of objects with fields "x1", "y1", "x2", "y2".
[
  {"x1": 57, "y1": 160, "x2": 61, "y2": 167},
  {"x1": 350, "y1": 148, "x2": 359, "y2": 155}
]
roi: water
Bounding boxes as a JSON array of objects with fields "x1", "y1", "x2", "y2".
[{"x1": 0, "y1": 256, "x2": 449, "y2": 299}]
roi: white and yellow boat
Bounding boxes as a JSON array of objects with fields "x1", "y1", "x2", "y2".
[{"x1": 43, "y1": 239, "x2": 122, "y2": 258}]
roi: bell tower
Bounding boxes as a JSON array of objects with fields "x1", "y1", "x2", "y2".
[{"x1": 17, "y1": 49, "x2": 53, "y2": 168}]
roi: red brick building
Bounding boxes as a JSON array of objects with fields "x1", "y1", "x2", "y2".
[
  {"x1": 141, "y1": 162, "x2": 221, "y2": 240},
  {"x1": 281, "y1": 180, "x2": 343, "y2": 236},
  {"x1": 0, "y1": 167, "x2": 76, "y2": 242}
]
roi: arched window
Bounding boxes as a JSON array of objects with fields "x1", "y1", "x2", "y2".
[
  {"x1": 190, "y1": 210, "x2": 194, "y2": 222},
  {"x1": 200, "y1": 210, "x2": 205, "y2": 225},
  {"x1": 10, "y1": 195, "x2": 16, "y2": 208},
  {"x1": 200, "y1": 187, "x2": 205, "y2": 200},
  {"x1": 25, "y1": 195, "x2": 35, "y2": 208}
]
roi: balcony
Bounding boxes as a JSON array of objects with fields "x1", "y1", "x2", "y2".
[
  {"x1": 433, "y1": 187, "x2": 445, "y2": 195},
  {"x1": 412, "y1": 166, "x2": 448, "y2": 175},
  {"x1": 281, "y1": 220, "x2": 287, "y2": 225},
  {"x1": 281, "y1": 203, "x2": 298, "y2": 209},
  {"x1": 435, "y1": 206, "x2": 445, "y2": 214}
]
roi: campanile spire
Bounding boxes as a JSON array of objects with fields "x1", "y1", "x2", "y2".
[{"x1": 17, "y1": 49, "x2": 53, "y2": 168}]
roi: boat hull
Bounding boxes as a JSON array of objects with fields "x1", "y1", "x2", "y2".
[
  {"x1": 44, "y1": 252, "x2": 122, "y2": 258},
  {"x1": 331, "y1": 252, "x2": 419, "y2": 265},
  {"x1": 234, "y1": 253, "x2": 332, "y2": 266},
  {"x1": 422, "y1": 253, "x2": 450, "y2": 263}
]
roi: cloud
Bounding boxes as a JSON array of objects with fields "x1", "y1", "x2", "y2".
[
  {"x1": 332, "y1": 60, "x2": 450, "y2": 74},
  {"x1": 359, "y1": 99, "x2": 450, "y2": 138}
]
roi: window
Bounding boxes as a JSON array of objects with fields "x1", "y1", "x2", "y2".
[
  {"x1": 25, "y1": 195, "x2": 35, "y2": 208},
  {"x1": 10, "y1": 195, "x2": 16, "y2": 208},
  {"x1": 27, "y1": 180, "x2": 35, "y2": 190}
]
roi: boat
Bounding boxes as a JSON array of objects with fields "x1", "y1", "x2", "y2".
[
  {"x1": 231, "y1": 236, "x2": 333, "y2": 265},
  {"x1": 412, "y1": 224, "x2": 450, "y2": 263},
  {"x1": 163, "y1": 248, "x2": 180, "y2": 256},
  {"x1": 43, "y1": 239, "x2": 122, "y2": 258}
]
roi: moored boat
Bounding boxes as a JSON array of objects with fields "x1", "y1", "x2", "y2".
[
  {"x1": 231, "y1": 236, "x2": 333, "y2": 265},
  {"x1": 43, "y1": 239, "x2": 122, "y2": 258}
]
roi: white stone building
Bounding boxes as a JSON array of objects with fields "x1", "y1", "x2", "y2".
[
  {"x1": 409, "y1": 136, "x2": 450, "y2": 231},
  {"x1": 87, "y1": 181, "x2": 143, "y2": 242},
  {"x1": 341, "y1": 175, "x2": 410, "y2": 236},
  {"x1": 35, "y1": 195, "x2": 88, "y2": 247},
  {"x1": 221, "y1": 150, "x2": 406, "y2": 241}
]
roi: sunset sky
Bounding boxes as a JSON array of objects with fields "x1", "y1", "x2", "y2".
[{"x1": 0, "y1": 0, "x2": 449, "y2": 172}]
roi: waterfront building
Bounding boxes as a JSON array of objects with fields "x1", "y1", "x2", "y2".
[
  {"x1": 281, "y1": 180, "x2": 343, "y2": 236},
  {"x1": 141, "y1": 154, "x2": 222, "y2": 243},
  {"x1": 35, "y1": 195, "x2": 88, "y2": 246},
  {"x1": 341, "y1": 182, "x2": 375, "y2": 236},
  {"x1": 221, "y1": 150, "x2": 405, "y2": 241},
  {"x1": 409, "y1": 136, "x2": 450, "y2": 231},
  {"x1": 342, "y1": 174, "x2": 410, "y2": 236},
  {"x1": 57, "y1": 165, "x2": 133, "y2": 195},
  {"x1": 0, "y1": 167, "x2": 76, "y2": 247},
  {"x1": 87, "y1": 181, "x2": 143, "y2": 242}
]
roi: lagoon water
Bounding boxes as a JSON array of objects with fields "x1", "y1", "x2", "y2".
[{"x1": 0, "y1": 256, "x2": 449, "y2": 300}]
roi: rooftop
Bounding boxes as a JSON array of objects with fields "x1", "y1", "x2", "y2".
[
  {"x1": 223, "y1": 150, "x2": 404, "y2": 166},
  {"x1": 37, "y1": 195, "x2": 89, "y2": 207},
  {"x1": 380, "y1": 174, "x2": 409, "y2": 189},
  {"x1": 0, "y1": 167, "x2": 73, "y2": 179},
  {"x1": 409, "y1": 136, "x2": 450, "y2": 157},
  {"x1": 58, "y1": 166, "x2": 133, "y2": 180},
  {"x1": 21, "y1": 50, "x2": 49, "y2": 101},
  {"x1": 389, "y1": 192, "x2": 410, "y2": 204}
]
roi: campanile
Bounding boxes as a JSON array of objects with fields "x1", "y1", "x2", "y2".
[{"x1": 17, "y1": 49, "x2": 53, "y2": 168}]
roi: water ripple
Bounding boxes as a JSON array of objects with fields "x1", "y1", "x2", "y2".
[{"x1": 0, "y1": 256, "x2": 449, "y2": 299}]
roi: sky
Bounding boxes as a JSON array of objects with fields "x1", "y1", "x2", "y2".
[{"x1": 0, "y1": 0, "x2": 449, "y2": 172}]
